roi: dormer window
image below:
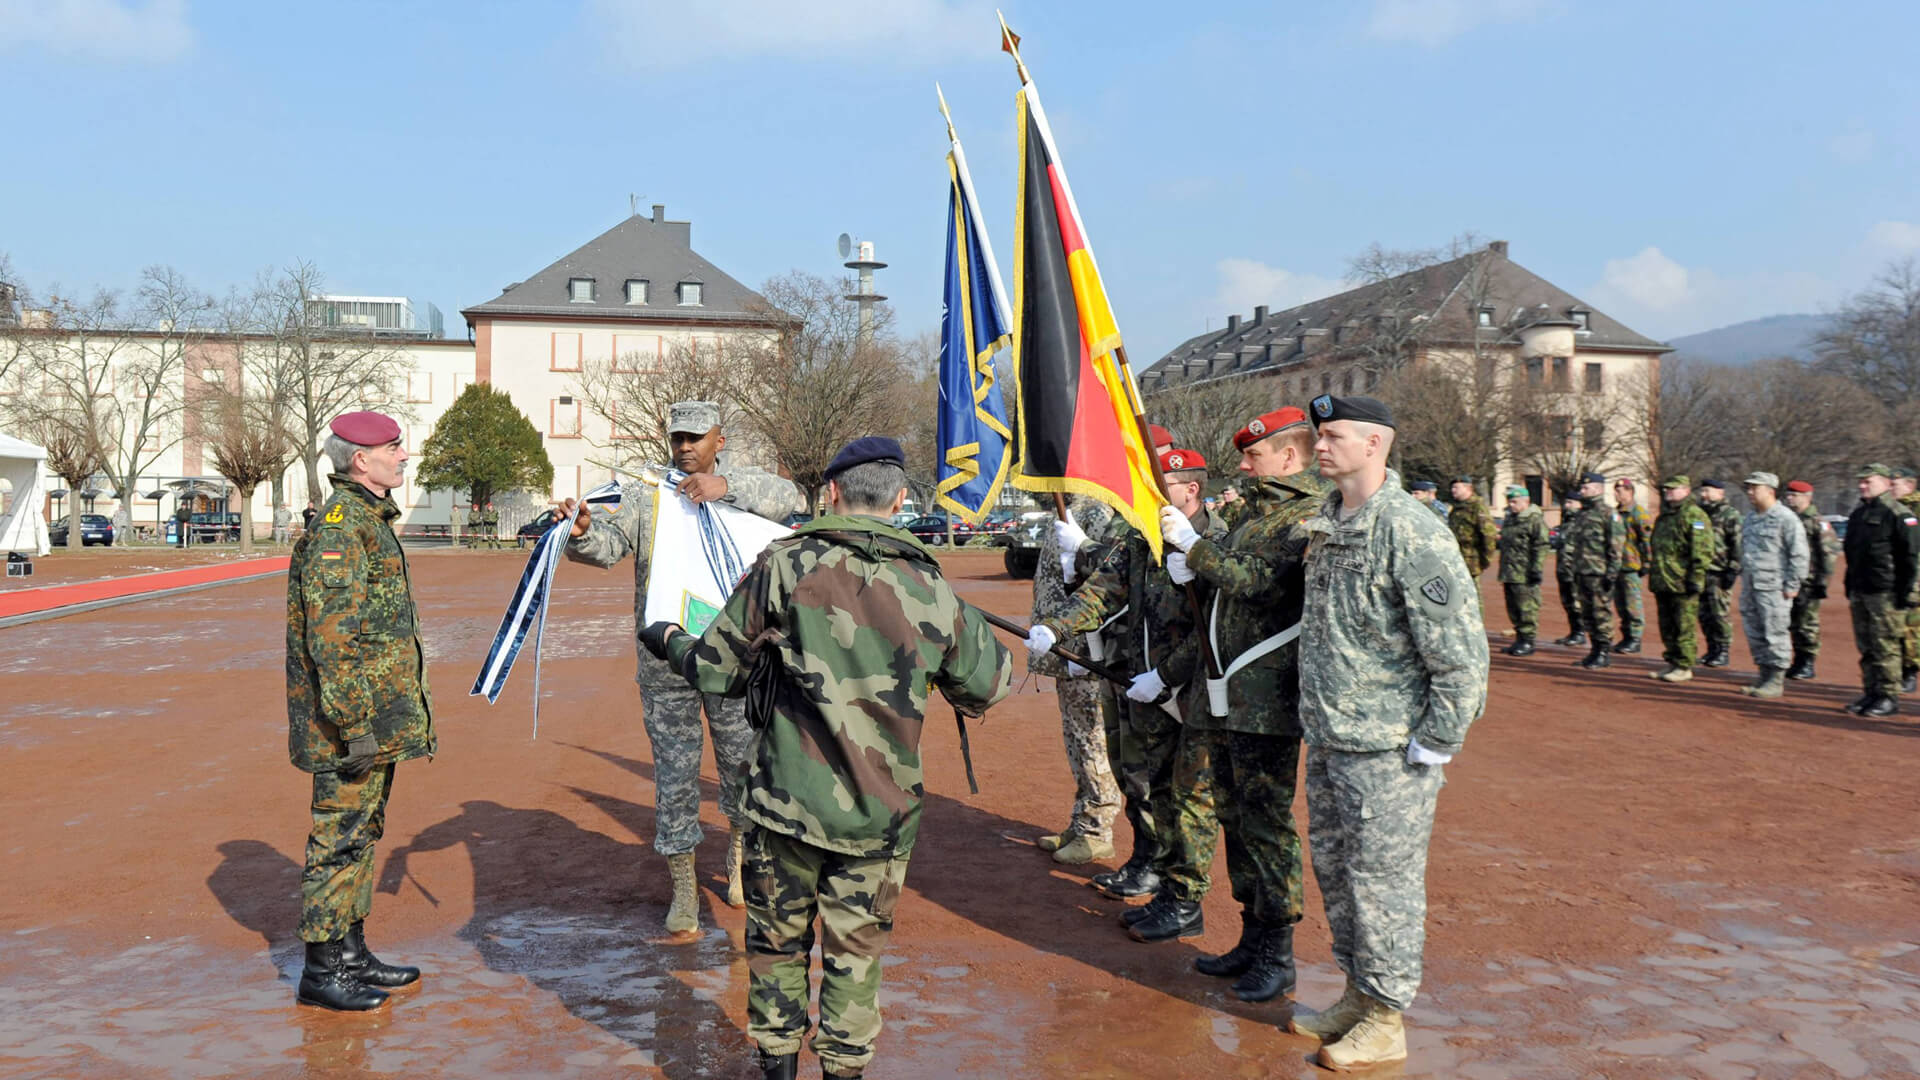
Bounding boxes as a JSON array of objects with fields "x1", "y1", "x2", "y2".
[
  {"x1": 678, "y1": 281, "x2": 703, "y2": 307},
  {"x1": 1571, "y1": 309, "x2": 1591, "y2": 332},
  {"x1": 1476, "y1": 306, "x2": 1495, "y2": 328},
  {"x1": 568, "y1": 278, "x2": 595, "y2": 303},
  {"x1": 625, "y1": 279, "x2": 649, "y2": 305}
]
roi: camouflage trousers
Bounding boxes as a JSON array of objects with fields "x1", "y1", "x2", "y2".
[
  {"x1": 1193, "y1": 730, "x2": 1304, "y2": 925},
  {"x1": 743, "y1": 823, "x2": 909, "y2": 1077},
  {"x1": 1613, "y1": 570, "x2": 1645, "y2": 641},
  {"x1": 1698, "y1": 577, "x2": 1735, "y2": 650},
  {"x1": 1161, "y1": 723, "x2": 1219, "y2": 902},
  {"x1": 1576, "y1": 575, "x2": 1615, "y2": 645},
  {"x1": 1055, "y1": 677, "x2": 1120, "y2": 841},
  {"x1": 1739, "y1": 583, "x2": 1793, "y2": 669},
  {"x1": 1904, "y1": 604, "x2": 1920, "y2": 675},
  {"x1": 1850, "y1": 593, "x2": 1907, "y2": 696},
  {"x1": 1305, "y1": 746, "x2": 1444, "y2": 1012},
  {"x1": 1501, "y1": 583, "x2": 1541, "y2": 639},
  {"x1": 1655, "y1": 592, "x2": 1701, "y2": 669},
  {"x1": 299, "y1": 763, "x2": 395, "y2": 943},
  {"x1": 1790, "y1": 588, "x2": 1823, "y2": 659},
  {"x1": 1557, "y1": 572, "x2": 1583, "y2": 634},
  {"x1": 639, "y1": 652, "x2": 752, "y2": 856},
  {"x1": 1105, "y1": 695, "x2": 1183, "y2": 868}
]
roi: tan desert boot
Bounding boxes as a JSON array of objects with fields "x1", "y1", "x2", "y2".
[
  {"x1": 665, "y1": 853, "x2": 700, "y2": 937},
  {"x1": 1316, "y1": 996, "x2": 1406, "y2": 1071},
  {"x1": 1052, "y1": 834, "x2": 1116, "y2": 865},
  {"x1": 1036, "y1": 829, "x2": 1073, "y2": 852},
  {"x1": 1656, "y1": 665, "x2": 1694, "y2": 683},
  {"x1": 1287, "y1": 980, "x2": 1367, "y2": 1042},
  {"x1": 724, "y1": 826, "x2": 746, "y2": 909}
]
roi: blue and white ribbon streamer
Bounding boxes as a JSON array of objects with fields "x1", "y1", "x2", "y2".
[{"x1": 471, "y1": 480, "x2": 624, "y2": 735}]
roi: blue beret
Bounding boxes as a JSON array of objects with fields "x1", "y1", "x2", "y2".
[
  {"x1": 1699, "y1": 478, "x2": 1724, "y2": 490},
  {"x1": 824, "y1": 436, "x2": 906, "y2": 481},
  {"x1": 1581, "y1": 471, "x2": 1607, "y2": 485},
  {"x1": 1409, "y1": 480, "x2": 1437, "y2": 492}
]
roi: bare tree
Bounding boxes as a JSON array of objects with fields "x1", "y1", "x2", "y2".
[
  {"x1": 198, "y1": 368, "x2": 299, "y2": 555},
  {"x1": 1630, "y1": 356, "x2": 1738, "y2": 485},
  {"x1": 1146, "y1": 374, "x2": 1280, "y2": 484},
  {"x1": 1506, "y1": 355, "x2": 1643, "y2": 495},
  {"x1": 1376, "y1": 358, "x2": 1507, "y2": 485},
  {"x1": 1724, "y1": 358, "x2": 1891, "y2": 496},
  {"x1": 569, "y1": 336, "x2": 749, "y2": 476},
  {"x1": 3, "y1": 289, "x2": 134, "y2": 546},
  {"x1": 1815, "y1": 258, "x2": 1920, "y2": 466},
  {"x1": 106, "y1": 266, "x2": 212, "y2": 511}
]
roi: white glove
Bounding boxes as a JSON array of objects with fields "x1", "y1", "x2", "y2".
[
  {"x1": 1054, "y1": 516, "x2": 1088, "y2": 553},
  {"x1": 1060, "y1": 550, "x2": 1078, "y2": 581},
  {"x1": 1126, "y1": 669, "x2": 1167, "y2": 703},
  {"x1": 1065, "y1": 661, "x2": 1089, "y2": 678},
  {"x1": 1160, "y1": 505, "x2": 1200, "y2": 553},
  {"x1": 1025, "y1": 623, "x2": 1058, "y2": 657},
  {"x1": 1406, "y1": 737, "x2": 1454, "y2": 766},
  {"x1": 1166, "y1": 550, "x2": 1196, "y2": 584}
]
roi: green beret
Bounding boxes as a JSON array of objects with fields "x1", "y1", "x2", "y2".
[
  {"x1": 1661, "y1": 475, "x2": 1690, "y2": 489},
  {"x1": 1858, "y1": 463, "x2": 1893, "y2": 479}
]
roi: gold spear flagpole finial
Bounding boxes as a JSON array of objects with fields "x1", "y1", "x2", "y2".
[
  {"x1": 935, "y1": 81, "x2": 958, "y2": 144},
  {"x1": 996, "y1": 9, "x2": 1029, "y2": 85}
]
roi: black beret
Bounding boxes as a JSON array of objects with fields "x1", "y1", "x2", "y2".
[
  {"x1": 1581, "y1": 471, "x2": 1607, "y2": 485},
  {"x1": 1409, "y1": 480, "x2": 1437, "y2": 492},
  {"x1": 1452, "y1": 475, "x2": 1473, "y2": 485},
  {"x1": 824, "y1": 436, "x2": 906, "y2": 481},
  {"x1": 1308, "y1": 394, "x2": 1395, "y2": 429},
  {"x1": 1698, "y1": 478, "x2": 1724, "y2": 490}
]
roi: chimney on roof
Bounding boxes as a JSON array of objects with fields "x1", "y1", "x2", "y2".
[
  {"x1": 652, "y1": 204, "x2": 666, "y2": 224},
  {"x1": 1226, "y1": 314, "x2": 1240, "y2": 335},
  {"x1": 1253, "y1": 305, "x2": 1268, "y2": 325},
  {"x1": 1488, "y1": 240, "x2": 1508, "y2": 256}
]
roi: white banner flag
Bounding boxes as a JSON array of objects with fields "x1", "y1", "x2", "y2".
[{"x1": 643, "y1": 472, "x2": 793, "y2": 635}]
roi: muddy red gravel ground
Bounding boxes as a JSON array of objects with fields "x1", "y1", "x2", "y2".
[{"x1": 4, "y1": 549, "x2": 1919, "y2": 1079}]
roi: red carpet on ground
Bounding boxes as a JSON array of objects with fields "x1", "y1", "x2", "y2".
[{"x1": 0, "y1": 557, "x2": 290, "y2": 619}]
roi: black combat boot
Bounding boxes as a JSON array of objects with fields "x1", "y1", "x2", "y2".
[
  {"x1": 1090, "y1": 852, "x2": 1145, "y2": 894},
  {"x1": 1904, "y1": 668, "x2": 1918, "y2": 695},
  {"x1": 1122, "y1": 890, "x2": 1170, "y2": 927},
  {"x1": 1101, "y1": 861, "x2": 1161, "y2": 899},
  {"x1": 342, "y1": 920, "x2": 421, "y2": 989},
  {"x1": 1785, "y1": 654, "x2": 1816, "y2": 681},
  {"x1": 1127, "y1": 898, "x2": 1203, "y2": 943},
  {"x1": 1577, "y1": 642, "x2": 1610, "y2": 669},
  {"x1": 1231, "y1": 922, "x2": 1297, "y2": 1003},
  {"x1": 1613, "y1": 636, "x2": 1641, "y2": 654},
  {"x1": 758, "y1": 1051, "x2": 798, "y2": 1080},
  {"x1": 1554, "y1": 630, "x2": 1587, "y2": 647},
  {"x1": 1701, "y1": 644, "x2": 1730, "y2": 668},
  {"x1": 1846, "y1": 693, "x2": 1875, "y2": 715},
  {"x1": 1194, "y1": 912, "x2": 1259, "y2": 978},
  {"x1": 1503, "y1": 637, "x2": 1535, "y2": 657},
  {"x1": 1861, "y1": 695, "x2": 1900, "y2": 718},
  {"x1": 297, "y1": 939, "x2": 390, "y2": 1012}
]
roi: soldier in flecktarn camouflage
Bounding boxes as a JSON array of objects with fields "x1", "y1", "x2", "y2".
[
  {"x1": 562, "y1": 401, "x2": 799, "y2": 940},
  {"x1": 1288, "y1": 395, "x2": 1489, "y2": 1073},
  {"x1": 286, "y1": 411, "x2": 435, "y2": 1012},
  {"x1": 647, "y1": 438, "x2": 1013, "y2": 1080},
  {"x1": 1032, "y1": 444, "x2": 1224, "y2": 906},
  {"x1": 1694, "y1": 478, "x2": 1744, "y2": 667},
  {"x1": 1782, "y1": 480, "x2": 1840, "y2": 680},
  {"x1": 1646, "y1": 476, "x2": 1717, "y2": 682},
  {"x1": 1610, "y1": 478, "x2": 1654, "y2": 653},
  {"x1": 1561, "y1": 471, "x2": 1625, "y2": 669},
  {"x1": 1553, "y1": 492, "x2": 1588, "y2": 646},
  {"x1": 1495, "y1": 484, "x2": 1549, "y2": 656},
  {"x1": 1735, "y1": 472, "x2": 1809, "y2": 699},
  {"x1": 1130, "y1": 407, "x2": 1326, "y2": 1003},
  {"x1": 1446, "y1": 476, "x2": 1498, "y2": 603}
]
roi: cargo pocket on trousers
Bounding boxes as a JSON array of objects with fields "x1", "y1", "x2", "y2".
[{"x1": 870, "y1": 859, "x2": 906, "y2": 927}]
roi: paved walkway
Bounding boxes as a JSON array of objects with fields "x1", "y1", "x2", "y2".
[{"x1": 0, "y1": 557, "x2": 290, "y2": 626}]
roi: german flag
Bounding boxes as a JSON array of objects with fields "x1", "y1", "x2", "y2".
[{"x1": 1009, "y1": 81, "x2": 1167, "y2": 558}]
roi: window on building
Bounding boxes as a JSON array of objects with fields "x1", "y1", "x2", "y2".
[
  {"x1": 625, "y1": 279, "x2": 649, "y2": 305},
  {"x1": 1319, "y1": 372, "x2": 1332, "y2": 394},
  {"x1": 1583, "y1": 419, "x2": 1605, "y2": 449},
  {"x1": 1548, "y1": 415, "x2": 1574, "y2": 450},
  {"x1": 1524, "y1": 474, "x2": 1544, "y2": 505},
  {"x1": 1584, "y1": 361, "x2": 1603, "y2": 393},
  {"x1": 1365, "y1": 368, "x2": 1378, "y2": 391},
  {"x1": 613, "y1": 333, "x2": 662, "y2": 374},
  {"x1": 1572, "y1": 310, "x2": 1591, "y2": 331},
  {"x1": 678, "y1": 282, "x2": 703, "y2": 306},
  {"x1": 1476, "y1": 307, "x2": 1494, "y2": 328},
  {"x1": 1525, "y1": 357, "x2": 1544, "y2": 386},
  {"x1": 1341, "y1": 369, "x2": 1355, "y2": 394},
  {"x1": 407, "y1": 371, "x2": 432, "y2": 403},
  {"x1": 569, "y1": 278, "x2": 595, "y2": 303},
  {"x1": 550, "y1": 331, "x2": 582, "y2": 372},
  {"x1": 1551, "y1": 357, "x2": 1571, "y2": 391},
  {"x1": 551, "y1": 395, "x2": 581, "y2": 438}
]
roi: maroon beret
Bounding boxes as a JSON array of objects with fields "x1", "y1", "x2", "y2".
[
  {"x1": 329, "y1": 411, "x2": 402, "y2": 446},
  {"x1": 1159, "y1": 447, "x2": 1206, "y2": 474},
  {"x1": 1233, "y1": 406, "x2": 1308, "y2": 451},
  {"x1": 1148, "y1": 424, "x2": 1172, "y2": 446},
  {"x1": 1785, "y1": 480, "x2": 1814, "y2": 494}
]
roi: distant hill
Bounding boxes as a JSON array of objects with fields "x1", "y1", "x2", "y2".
[{"x1": 1666, "y1": 314, "x2": 1831, "y2": 366}]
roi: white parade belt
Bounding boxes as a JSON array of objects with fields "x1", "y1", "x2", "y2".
[{"x1": 1204, "y1": 592, "x2": 1300, "y2": 718}]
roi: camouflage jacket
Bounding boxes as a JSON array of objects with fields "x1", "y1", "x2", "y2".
[
  {"x1": 1615, "y1": 502, "x2": 1654, "y2": 573},
  {"x1": 1741, "y1": 501, "x2": 1810, "y2": 593},
  {"x1": 1496, "y1": 506, "x2": 1550, "y2": 584},
  {"x1": 1842, "y1": 491, "x2": 1920, "y2": 598},
  {"x1": 567, "y1": 462, "x2": 799, "y2": 683},
  {"x1": 1695, "y1": 495, "x2": 1742, "y2": 574},
  {"x1": 1561, "y1": 502, "x2": 1624, "y2": 580},
  {"x1": 286, "y1": 475, "x2": 435, "y2": 773},
  {"x1": 1161, "y1": 470, "x2": 1330, "y2": 735},
  {"x1": 1647, "y1": 500, "x2": 1714, "y2": 595},
  {"x1": 1030, "y1": 496, "x2": 1114, "y2": 679},
  {"x1": 1796, "y1": 503, "x2": 1839, "y2": 589},
  {"x1": 1299, "y1": 470, "x2": 1489, "y2": 754},
  {"x1": 1040, "y1": 507, "x2": 1226, "y2": 677},
  {"x1": 664, "y1": 514, "x2": 1013, "y2": 857},
  {"x1": 1448, "y1": 495, "x2": 1499, "y2": 576}
]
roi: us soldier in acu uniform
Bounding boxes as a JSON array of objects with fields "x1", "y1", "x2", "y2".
[
  {"x1": 1611, "y1": 478, "x2": 1653, "y2": 654},
  {"x1": 1447, "y1": 476, "x2": 1497, "y2": 603},
  {"x1": 1496, "y1": 484, "x2": 1549, "y2": 656},
  {"x1": 1290, "y1": 395, "x2": 1489, "y2": 1072},
  {"x1": 1647, "y1": 477, "x2": 1715, "y2": 683},
  {"x1": 1694, "y1": 479, "x2": 1743, "y2": 667},
  {"x1": 1736, "y1": 472, "x2": 1809, "y2": 699},
  {"x1": 287, "y1": 411, "x2": 433, "y2": 1011},
  {"x1": 1783, "y1": 480, "x2": 1838, "y2": 680},
  {"x1": 1842, "y1": 464, "x2": 1919, "y2": 718},
  {"x1": 1553, "y1": 491, "x2": 1587, "y2": 646},
  {"x1": 1561, "y1": 471, "x2": 1624, "y2": 669},
  {"x1": 1031, "y1": 446, "x2": 1223, "y2": 904},
  {"x1": 563, "y1": 401, "x2": 799, "y2": 939},
  {"x1": 644, "y1": 438, "x2": 1013, "y2": 1080}
]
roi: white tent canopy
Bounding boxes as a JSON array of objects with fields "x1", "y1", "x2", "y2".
[{"x1": 0, "y1": 434, "x2": 51, "y2": 556}]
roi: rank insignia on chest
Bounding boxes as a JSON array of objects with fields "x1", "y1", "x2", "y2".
[
  {"x1": 319, "y1": 550, "x2": 344, "y2": 562},
  {"x1": 1420, "y1": 576, "x2": 1449, "y2": 606},
  {"x1": 324, "y1": 505, "x2": 345, "y2": 524}
]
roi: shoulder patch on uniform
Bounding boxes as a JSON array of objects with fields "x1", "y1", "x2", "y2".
[
  {"x1": 323, "y1": 504, "x2": 345, "y2": 524},
  {"x1": 319, "y1": 549, "x2": 344, "y2": 561},
  {"x1": 1692, "y1": 521, "x2": 1705, "y2": 529},
  {"x1": 1420, "y1": 576, "x2": 1450, "y2": 606}
]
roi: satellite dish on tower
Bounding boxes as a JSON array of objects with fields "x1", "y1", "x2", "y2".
[{"x1": 837, "y1": 233, "x2": 853, "y2": 260}]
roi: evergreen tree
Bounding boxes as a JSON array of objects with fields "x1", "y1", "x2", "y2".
[{"x1": 415, "y1": 383, "x2": 553, "y2": 508}]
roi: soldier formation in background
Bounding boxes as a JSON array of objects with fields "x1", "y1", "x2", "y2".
[
  {"x1": 1611, "y1": 478, "x2": 1653, "y2": 653},
  {"x1": 1496, "y1": 485, "x2": 1549, "y2": 656}
]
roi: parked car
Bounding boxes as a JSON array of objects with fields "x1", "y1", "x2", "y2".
[
  {"x1": 190, "y1": 511, "x2": 242, "y2": 542},
  {"x1": 49, "y1": 513, "x2": 115, "y2": 547},
  {"x1": 980, "y1": 510, "x2": 1021, "y2": 539},
  {"x1": 1002, "y1": 515, "x2": 1046, "y2": 578},
  {"x1": 903, "y1": 515, "x2": 968, "y2": 545},
  {"x1": 518, "y1": 509, "x2": 565, "y2": 539},
  {"x1": 890, "y1": 511, "x2": 920, "y2": 528}
]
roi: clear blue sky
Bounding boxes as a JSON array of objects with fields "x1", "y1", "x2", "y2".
[{"x1": 3, "y1": 0, "x2": 1916, "y2": 357}]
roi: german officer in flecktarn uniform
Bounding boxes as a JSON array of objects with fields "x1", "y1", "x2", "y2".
[
  {"x1": 1290, "y1": 395, "x2": 1489, "y2": 1071},
  {"x1": 641, "y1": 437, "x2": 1013, "y2": 1080},
  {"x1": 286, "y1": 411, "x2": 433, "y2": 1011}
]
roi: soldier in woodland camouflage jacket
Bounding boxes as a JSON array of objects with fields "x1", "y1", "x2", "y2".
[
  {"x1": 1646, "y1": 477, "x2": 1715, "y2": 680},
  {"x1": 653, "y1": 440, "x2": 1012, "y2": 1079},
  {"x1": 1783, "y1": 480, "x2": 1839, "y2": 679},
  {"x1": 1495, "y1": 485, "x2": 1549, "y2": 654},
  {"x1": 1446, "y1": 477, "x2": 1498, "y2": 583},
  {"x1": 1610, "y1": 479, "x2": 1654, "y2": 652},
  {"x1": 1560, "y1": 472, "x2": 1625, "y2": 668},
  {"x1": 1290, "y1": 397, "x2": 1488, "y2": 1072},
  {"x1": 1694, "y1": 480, "x2": 1744, "y2": 666},
  {"x1": 286, "y1": 412, "x2": 434, "y2": 1012}
]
